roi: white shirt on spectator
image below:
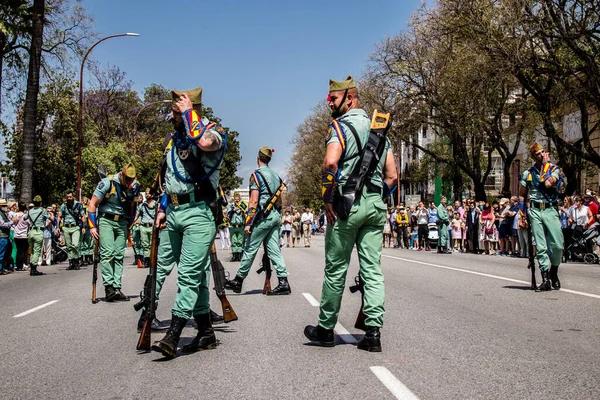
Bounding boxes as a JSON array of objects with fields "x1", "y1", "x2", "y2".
[{"x1": 301, "y1": 212, "x2": 313, "y2": 224}]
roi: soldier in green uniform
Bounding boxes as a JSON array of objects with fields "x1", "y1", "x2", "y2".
[
  {"x1": 150, "y1": 88, "x2": 226, "y2": 359},
  {"x1": 225, "y1": 146, "x2": 291, "y2": 296},
  {"x1": 57, "y1": 190, "x2": 85, "y2": 270},
  {"x1": 25, "y1": 196, "x2": 53, "y2": 276},
  {"x1": 135, "y1": 188, "x2": 156, "y2": 268},
  {"x1": 88, "y1": 164, "x2": 140, "y2": 302},
  {"x1": 131, "y1": 218, "x2": 142, "y2": 266},
  {"x1": 304, "y1": 76, "x2": 397, "y2": 352},
  {"x1": 227, "y1": 192, "x2": 246, "y2": 261},
  {"x1": 79, "y1": 197, "x2": 94, "y2": 265},
  {"x1": 436, "y1": 196, "x2": 451, "y2": 254},
  {"x1": 519, "y1": 143, "x2": 564, "y2": 291}
]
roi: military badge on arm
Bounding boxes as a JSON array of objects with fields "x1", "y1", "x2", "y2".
[{"x1": 322, "y1": 171, "x2": 338, "y2": 203}]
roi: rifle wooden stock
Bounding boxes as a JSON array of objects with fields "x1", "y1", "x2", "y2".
[
  {"x1": 210, "y1": 244, "x2": 238, "y2": 323},
  {"x1": 137, "y1": 219, "x2": 160, "y2": 351},
  {"x1": 349, "y1": 274, "x2": 367, "y2": 331},
  {"x1": 258, "y1": 243, "x2": 272, "y2": 294},
  {"x1": 91, "y1": 239, "x2": 99, "y2": 304}
]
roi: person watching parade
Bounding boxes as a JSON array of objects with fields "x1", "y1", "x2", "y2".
[
  {"x1": 88, "y1": 164, "x2": 140, "y2": 302},
  {"x1": 225, "y1": 146, "x2": 291, "y2": 295},
  {"x1": 519, "y1": 142, "x2": 565, "y2": 291},
  {"x1": 304, "y1": 76, "x2": 397, "y2": 352}
]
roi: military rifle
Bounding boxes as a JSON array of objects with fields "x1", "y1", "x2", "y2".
[
  {"x1": 525, "y1": 207, "x2": 537, "y2": 290},
  {"x1": 349, "y1": 273, "x2": 367, "y2": 331},
  {"x1": 91, "y1": 239, "x2": 99, "y2": 304},
  {"x1": 256, "y1": 242, "x2": 272, "y2": 294},
  {"x1": 210, "y1": 243, "x2": 238, "y2": 322},
  {"x1": 136, "y1": 209, "x2": 160, "y2": 351}
]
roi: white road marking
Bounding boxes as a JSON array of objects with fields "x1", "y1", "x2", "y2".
[
  {"x1": 302, "y1": 292, "x2": 320, "y2": 307},
  {"x1": 302, "y1": 292, "x2": 358, "y2": 344},
  {"x1": 334, "y1": 322, "x2": 358, "y2": 344},
  {"x1": 382, "y1": 255, "x2": 600, "y2": 299},
  {"x1": 13, "y1": 300, "x2": 60, "y2": 318},
  {"x1": 370, "y1": 366, "x2": 420, "y2": 400}
]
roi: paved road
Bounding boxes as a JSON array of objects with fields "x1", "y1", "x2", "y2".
[{"x1": 1, "y1": 235, "x2": 599, "y2": 399}]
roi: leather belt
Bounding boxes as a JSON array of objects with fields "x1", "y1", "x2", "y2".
[
  {"x1": 101, "y1": 212, "x2": 123, "y2": 221},
  {"x1": 366, "y1": 183, "x2": 382, "y2": 194},
  {"x1": 64, "y1": 223, "x2": 78, "y2": 228},
  {"x1": 143, "y1": 223, "x2": 153, "y2": 228},
  {"x1": 231, "y1": 224, "x2": 243, "y2": 228},
  {"x1": 168, "y1": 189, "x2": 215, "y2": 207},
  {"x1": 531, "y1": 201, "x2": 557, "y2": 210}
]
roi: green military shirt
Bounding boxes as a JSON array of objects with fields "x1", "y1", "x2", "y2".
[
  {"x1": 519, "y1": 163, "x2": 561, "y2": 203},
  {"x1": 227, "y1": 203, "x2": 245, "y2": 225},
  {"x1": 137, "y1": 201, "x2": 156, "y2": 224},
  {"x1": 249, "y1": 165, "x2": 282, "y2": 211},
  {"x1": 437, "y1": 203, "x2": 449, "y2": 223},
  {"x1": 164, "y1": 116, "x2": 225, "y2": 196},
  {"x1": 93, "y1": 173, "x2": 141, "y2": 216},
  {"x1": 59, "y1": 201, "x2": 84, "y2": 226},
  {"x1": 25, "y1": 207, "x2": 49, "y2": 229},
  {"x1": 0, "y1": 209, "x2": 11, "y2": 238},
  {"x1": 326, "y1": 108, "x2": 391, "y2": 194}
]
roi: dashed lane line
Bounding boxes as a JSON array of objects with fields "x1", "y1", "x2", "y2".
[
  {"x1": 13, "y1": 300, "x2": 60, "y2": 318},
  {"x1": 370, "y1": 366, "x2": 420, "y2": 400},
  {"x1": 302, "y1": 292, "x2": 357, "y2": 344},
  {"x1": 382, "y1": 255, "x2": 600, "y2": 300}
]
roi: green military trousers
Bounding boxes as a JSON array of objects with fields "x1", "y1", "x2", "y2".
[
  {"x1": 530, "y1": 207, "x2": 563, "y2": 272},
  {"x1": 140, "y1": 228, "x2": 176, "y2": 313},
  {"x1": 99, "y1": 217, "x2": 127, "y2": 289},
  {"x1": 438, "y1": 222, "x2": 449, "y2": 249},
  {"x1": 131, "y1": 226, "x2": 142, "y2": 259},
  {"x1": 140, "y1": 225, "x2": 152, "y2": 258},
  {"x1": 229, "y1": 226, "x2": 244, "y2": 253},
  {"x1": 318, "y1": 192, "x2": 386, "y2": 330},
  {"x1": 160, "y1": 201, "x2": 215, "y2": 320},
  {"x1": 28, "y1": 228, "x2": 44, "y2": 266},
  {"x1": 62, "y1": 225, "x2": 81, "y2": 260},
  {"x1": 80, "y1": 228, "x2": 93, "y2": 256},
  {"x1": 237, "y1": 211, "x2": 288, "y2": 278}
]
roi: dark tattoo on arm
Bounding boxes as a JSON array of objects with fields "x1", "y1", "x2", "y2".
[{"x1": 203, "y1": 131, "x2": 221, "y2": 151}]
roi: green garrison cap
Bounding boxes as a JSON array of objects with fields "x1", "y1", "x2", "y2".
[
  {"x1": 123, "y1": 163, "x2": 136, "y2": 179},
  {"x1": 259, "y1": 146, "x2": 274, "y2": 159},
  {"x1": 171, "y1": 87, "x2": 203, "y2": 105},
  {"x1": 329, "y1": 75, "x2": 356, "y2": 92},
  {"x1": 33, "y1": 195, "x2": 42, "y2": 203}
]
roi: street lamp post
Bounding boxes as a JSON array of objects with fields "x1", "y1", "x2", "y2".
[{"x1": 77, "y1": 33, "x2": 140, "y2": 201}]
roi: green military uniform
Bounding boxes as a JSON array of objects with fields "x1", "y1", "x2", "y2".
[
  {"x1": 80, "y1": 203, "x2": 94, "y2": 261},
  {"x1": 227, "y1": 194, "x2": 246, "y2": 261},
  {"x1": 232, "y1": 161, "x2": 289, "y2": 284},
  {"x1": 25, "y1": 196, "x2": 50, "y2": 275},
  {"x1": 58, "y1": 199, "x2": 85, "y2": 268},
  {"x1": 305, "y1": 76, "x2": 390, "y2": 352},
  {"x1": 520, "y1": 143, "x2": 564, "y2": 291},
  {"x1": 137, "y1": 198, "x2": 156, "y2": 263},
  {"x1": 131, "y1": 220, "x2": 143, "y2": 264},
  {"x1": 151, "y1": 86, "x2": 226, "y2": 359},
  {"x1": 437, "y1": 198, "x2": 450, "y2": 252},
  {"x1": 93, "y1": 171, "x2": 140, "y2": 293}
]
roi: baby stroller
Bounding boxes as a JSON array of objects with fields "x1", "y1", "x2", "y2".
[
  {"x1": 428, "y1": 223, "x2": 439, "y2": 249},
  {"x1": 52, "y1": 236, "x2": 68, "y2": 264},
  {"x1": 564, "y1": 222, "x2": 599, "y2": 264}
]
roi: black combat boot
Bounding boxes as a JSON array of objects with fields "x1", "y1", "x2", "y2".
[
  {"x1": 151, "y1": 315, "x2": 188, "y2": 359},
  {"x1": 225, "y1": 275, "x2": 244, "y2": 293},
  {"x1": 113, "y1": 288, "x2": 130, "y2": 301},
  {"x1": 230, "y1": 253, "x2": 237, "y2": 262},
  {"x1": 87, "y1": 255, "x2": 94, "y2": 265},
  {"x1": 304, "y1": 325, "x2": 335, "y2": 347},
  {"x1": 144, "y1": 258, "x2": 150, "y2": 268},
  {"x1": 267, "y1": 277, "x2": 291, "y2": 295},
  {"x1": 75, "y1": 257, "x2": 82, "y2": 270},
  {"x1": 357, "y1": 326, "x2": 382, "y2": 352},
  {"x1": 66, "y1": 260, "x2": 74, "y2": 270},
  {"x1": 536, "y1": 270, "x2": 552, "y2": 292},
  {"x1": 437, "y1": 246, "x2": 443, "y2": 254},
  {"x1": 550, "y1": 265, "x2": 561, "y2": 290},
  {"x1": 105, "y1": 285, "x2": 116, "y2": 302},
  {"x1": 30, "y1": 264, "x2": 45, "y2": 276},
  {"x1": 182, "y1": 313, "x2": 217, "y2": 353},
  {"x1": 137, "y1": 307, "x2": 169, "y2": 332},
  {"x1": 210, "y1": 309, "x2": 224, "y2": 325}
]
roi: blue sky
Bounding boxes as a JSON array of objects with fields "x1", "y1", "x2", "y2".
[{"x1": 79, "y1": 0, "x2": 421, "y2": 185}]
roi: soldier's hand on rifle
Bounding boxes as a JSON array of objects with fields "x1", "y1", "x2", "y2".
[
  {"x1": 90, "y1": 227, "x2": 99, "y2": 240},
  {"x1": 156, "y1": 212, "x2": 167, "y2": 229},
  {"x1": 324, "y1": 203, "x2": 337, "y2": 225}
]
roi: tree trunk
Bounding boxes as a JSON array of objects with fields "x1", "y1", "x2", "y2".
[
  {"x1": 500, "y1": 154, "x2": 516, "y2": 198},
  {"x1": 473, "y1": 179, "x2": 487, "y2": 202},
  {"x1": 19, "y1": 0, "x2": 45, "y2": 203},
  {"x1": 0, "y1": 30, "x2": 6, "y2": 119}
]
